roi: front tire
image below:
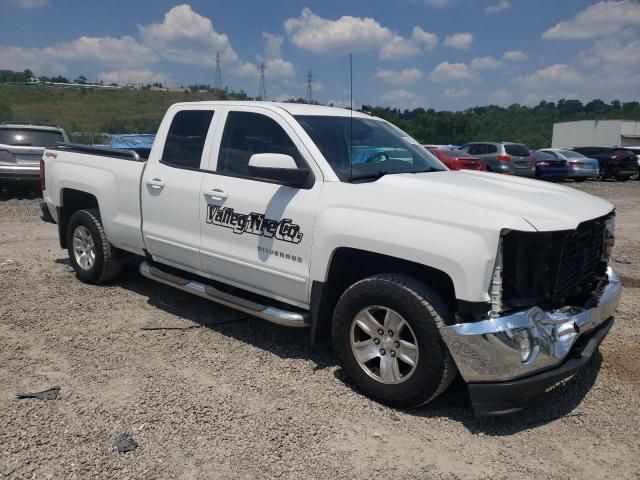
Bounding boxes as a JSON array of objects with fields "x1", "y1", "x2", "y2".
[
  {"x1": 66, "y1": 209, "x2": 122, "y2": 284},
  {"x1": 332, "y1": 274, "x2": 456, "y2": 408}
]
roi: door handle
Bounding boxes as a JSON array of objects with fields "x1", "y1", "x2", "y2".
[
  {"x1": 146, "y1": 178, "x2": 165, "y2": 189},
  {"x1": 203, "y1": 188, "x2": 228, "y2": 200}
]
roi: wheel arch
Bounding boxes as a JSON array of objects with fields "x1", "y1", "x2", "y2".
[
  {"x1": 57, "y1": 188, "x2": 100, "y2": 248},
  {"x1": 310, "y1": 247, "x2": 457, "y2": 345}
]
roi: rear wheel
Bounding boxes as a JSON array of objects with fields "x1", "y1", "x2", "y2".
[
  {"x1": 66, "y1": 209, "x2": 122, "y2": 284},
  {"x1": 332, "y1": 274, "x2": 456, "y2": 408}
]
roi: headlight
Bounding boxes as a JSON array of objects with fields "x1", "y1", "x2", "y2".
[{"x1": 603, "y1": 214, "x2": 615, "y2": 260}]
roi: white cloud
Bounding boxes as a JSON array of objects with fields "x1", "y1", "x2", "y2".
[
  {"x1": 502, "y1": 50, "x2": 527, "y2": 62},
  {"x1": 284, "y1": 8, "x2": 394, "y2": 54},
  {"x1": 15, "y1": 0, "x2": 48, "y2": 8},
  {"x1": 376, "y1": 68, "x2": 423, "y2": 86},
  {"x1": 470, "y1": 56, "x2": 502, "y2": 70},
  {"x1": 412, "y1": 27, "x2": 438, "y2": 50},
  {"x1": 443, "y1": 32, "x2": 474, "y2": 50},
  {"x1": 579, "y1": 37, "x2": 640, "y2": 70},
  {"x1": 0, "y1": 35, "x2": 158, "y2": 74},
  {"x1": 233, "y1": 62, "x2": 260, "y2": 79},
  {"x1": 98, "y1": 69, "x2": 170, "y2": 85},
  {"x1": 379, "y1": 36, "x2": 422, "y2": 60},
  {"x1": 429, "y1": 62, "x2": 474, "y2": 82},
  {"x1": 380, "y1": 89, "x2": 422, "y2": 108},
  {"x1": 265, "y1": 58, "x2": 296, "y2": 78},
  {"x1": 516, "y1": 64, "x2": 583, "y2": 88},
  {"x1": 485, "y1": 0, "x2": 510, "y2": 13},
  {"x1": 444, "y1": 88, "x2": 471, "y2": 98},
  {"x1": 542, "y1": 0, "x2": 640, "y2": 40},
  {"x1": 379, "y1": 27, "x2": 438, "y2": 60},
  {"x1": 139, "y1": 4, "x2": 238, "y2": 66},
  {"x1": 263, "y1": 32, "x2": 283, "y2": 58}
]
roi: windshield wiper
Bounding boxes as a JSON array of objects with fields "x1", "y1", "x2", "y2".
[{"x1": 350, "y1": 167, "x2": 439, "y2": 182}]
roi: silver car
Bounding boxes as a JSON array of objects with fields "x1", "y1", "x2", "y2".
[
  {"x1": 459, "y1": 141, "x2": 535, "y2": 177},
  {"x1": 538, "y1": 148, "x2": 599, "y2": 182},
  {"x1": 0, "y1": 123, "x2": 68, "y2": 186}
]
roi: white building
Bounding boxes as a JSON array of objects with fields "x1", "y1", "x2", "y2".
[{"x1": 552, "y1": 120, "x2": 640, "y2": 148}]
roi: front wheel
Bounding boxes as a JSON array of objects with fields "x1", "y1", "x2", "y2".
[
  {"x1": 67, "y1": 209, "x2": 123, "y2": 284},
  {"x1": 596, "y1": 168, "x2": 606, "y2": 182},
  {"x1": 332, "y1": 274, "x2": 457, "y2": 408}
]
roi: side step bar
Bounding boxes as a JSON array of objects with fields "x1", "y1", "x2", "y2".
[{"x1": 139, "y1": 261, "x2": 310, "y2": 328}]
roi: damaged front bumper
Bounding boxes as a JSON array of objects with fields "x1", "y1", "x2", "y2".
[{"x1": 441, "y1": 267, "x2": 622, "y2": 416}]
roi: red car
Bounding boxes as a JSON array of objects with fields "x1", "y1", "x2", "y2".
[{"x1": 427, "y1": 148, "x2": 487, "y2": 171}]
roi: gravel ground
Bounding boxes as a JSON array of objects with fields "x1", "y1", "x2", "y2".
[{"x1": 1, "y1": 180, "x2": 639, "y2": 480}]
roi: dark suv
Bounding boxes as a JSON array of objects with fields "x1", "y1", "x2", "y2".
[{"x1": 570, "y1": 147, "x2": 637, "y2": 181}]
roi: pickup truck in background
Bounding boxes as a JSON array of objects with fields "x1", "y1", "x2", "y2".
[{"x1": 40, "y1": 101, "x2": 622, "y2": 416}]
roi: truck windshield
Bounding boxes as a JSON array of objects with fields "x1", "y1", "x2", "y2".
[{"x1": 295, "y1": 115, "x2": 445, "y2": 181}]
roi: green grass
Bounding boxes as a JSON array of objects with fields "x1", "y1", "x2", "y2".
[{"x1": 0, "y1": 84, "x2": 228, "y2": 140}]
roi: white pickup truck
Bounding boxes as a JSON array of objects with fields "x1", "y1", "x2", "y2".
[{"x1": 40, "y1": 101, "x2": 622, "y2": 416}]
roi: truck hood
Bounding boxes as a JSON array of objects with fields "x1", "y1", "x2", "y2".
[{"x1": 372, "y1": 170, "x2": 614, "y2": 231}]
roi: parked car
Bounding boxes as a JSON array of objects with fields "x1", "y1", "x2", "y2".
[
  {"x1": 40, "y1": 101, "x2": 621, "y2": 416},
  {"x1": 0, "y1": 123, "x2": 68, "y2": 186},
  {"x1": 570, "y1": 146, "x2": 637, "y2": 181},
  {"x1": 531, "y1": 150, "x2": 568, "y2": 181},
  {"x1": 538, "y1": 148, "x2": 598, "y2": 182},
  {"x1": 427, "y1": 148, "x2": 486, "y2": 171},
  {"x1": 459, "y1": 142, "x2": 535, "y2": 177},
  {"x1": 621, "y1": 146, "x2": 640, "y2": 180}
]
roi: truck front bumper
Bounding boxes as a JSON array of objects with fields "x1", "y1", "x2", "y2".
[{"x1": 440, "y1": 267, "x2": 622, "y2": 415}]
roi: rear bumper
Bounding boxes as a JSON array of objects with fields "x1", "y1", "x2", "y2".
[
  {"x1": 512, "y1": 167, "x2": 535, "y2": 178},
  {"x1": 467, "y1": 317, "x2": 613, "y2": 416},
  {"x1": 536, "y1": 167, "x2": 568, "y2": 180},
  {"x1": 0, "y1": 164, "x2": 39, "y2": 182},
  {"x1": 567, "y1": 167, "x2": 598, "y2": 178}
]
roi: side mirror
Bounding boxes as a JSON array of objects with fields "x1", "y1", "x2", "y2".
[{"x1": 248, "y1": 153, "x2": 310, "y2": 187}]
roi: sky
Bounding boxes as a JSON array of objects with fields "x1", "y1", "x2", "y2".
[{"x1": 0, "y1": 0, "x2": 639, "y2": 110}]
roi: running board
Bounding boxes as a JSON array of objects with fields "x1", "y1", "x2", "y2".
[{"x1": 139, "y1": 261, "x2": 310, "y2": 328}]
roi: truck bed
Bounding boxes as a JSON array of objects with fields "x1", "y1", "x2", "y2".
[{"x1": 43, "y1": 143, "x2": 149, "y2": 255}]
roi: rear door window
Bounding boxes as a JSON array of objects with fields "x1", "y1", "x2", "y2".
[
  {"x1": 504, "y1": 144, "x2": 530, "y2": 156},
  {"x1": 486, "y1": 144, "x2": 497, "y2": 154},
  {"x1": 161, "y1": 110, "x2": 214, "y2": 169},
  {"x1": 0, "y1": 128, "x2": 64, "y2": 147}
]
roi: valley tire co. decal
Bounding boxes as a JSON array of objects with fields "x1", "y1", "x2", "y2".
[{"x1": 206, "y1": 205, "x2": 303, "y2": 244}]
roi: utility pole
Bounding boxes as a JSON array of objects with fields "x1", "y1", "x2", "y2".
[
  {"x1": 214, "y1": 52, "x2": 222, "y2": 90},
  {"x1": 305, "y1": 70, "x2": 313, "y2": 104},
  {"x1": 258, "y1": 62, "x2": 266, "y2": 100}
]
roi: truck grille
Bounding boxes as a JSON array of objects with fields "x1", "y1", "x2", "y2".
[{"x1": 502, "y1": 214, "x2": 610, "y2": 310}]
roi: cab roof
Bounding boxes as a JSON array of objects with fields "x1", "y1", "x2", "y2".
[{"x1": 170, "y1": 101, "x2": 376, "y2": 119}]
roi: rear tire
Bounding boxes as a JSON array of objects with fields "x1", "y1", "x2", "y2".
[
  {"x1": 66, "y1": 209, "x2": 122, "y2": 284},
  {"x1": 332, "y1": 274, "x2": 457, "y2": 409}
]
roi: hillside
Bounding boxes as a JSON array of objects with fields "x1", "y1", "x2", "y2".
[
  {"x1": 0, "y1": 84, "x2": 230, "y2": 142},
  {"x1": 1, "y1": 84, "x2": 639, "y2": 148}
]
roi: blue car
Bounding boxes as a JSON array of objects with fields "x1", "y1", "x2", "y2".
[
  {"x1": 531, "y1": 150, "x2": 569, "y2": 181},
  {"x1": 538, "y1": 148, "x2": 599, "y2": 182}
]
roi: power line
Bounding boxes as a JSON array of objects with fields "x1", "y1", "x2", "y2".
[
  {"x1": 258, "y1": 62, "x2": 266, "y2": 100},
  {"x1": 214, "y1": 52, "x2": 222, "y2": 90},
  {"x1": 305, "y1": 70, "x2": 313, "y2": 104}
]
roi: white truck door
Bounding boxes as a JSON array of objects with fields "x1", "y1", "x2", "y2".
[
  {"x1": 141, "y1": 108, "x2": 217, "y2": 271},
  {"x1": 199, "y1": 106, "x2": 322, "y2": 307}
]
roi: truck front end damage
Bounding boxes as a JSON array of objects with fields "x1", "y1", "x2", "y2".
[{"x1": 441, "y1": 212, "x2": 621, "y2": 416}]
